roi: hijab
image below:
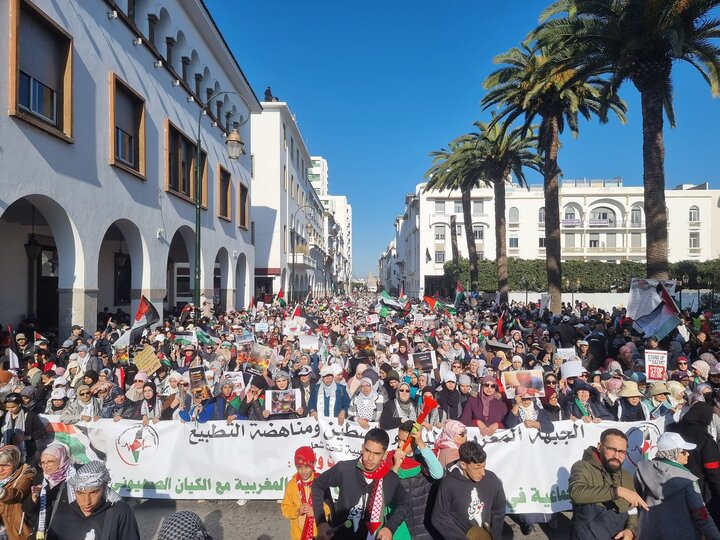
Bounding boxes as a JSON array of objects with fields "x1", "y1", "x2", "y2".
[
  {"x1": 41, "y1": 443, "x2": 73, "y2": 488},
  {"x1": 353, "y1": 377, "x2": 379, "y2": 420},
  {"x1": 395, "y1": 382, "x2": 417, "y2": 421},
  {"x1": 480, "y1": 375, "x2": 497, "y2": 418},
  {"x1": 434, "y1": 419, "x2": 465, "y2": 451}
]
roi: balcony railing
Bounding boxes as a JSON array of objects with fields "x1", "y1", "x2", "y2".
[{"x1": 291, "y1": 253, "x2": 316, "y2": 268}]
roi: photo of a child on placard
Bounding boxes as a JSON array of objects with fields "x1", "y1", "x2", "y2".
[
  {"x1": 266, "y1": 388, "x2": 300, "y2": 415},
  {"x1": 501, "y1": 370, "x2": 545, "y2": 399}
]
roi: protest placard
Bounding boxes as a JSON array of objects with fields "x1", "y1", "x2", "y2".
[
  {"x1": 411, "y1": 350, "x2": 437, "y2": 372},
  {"x1": 254, "y1": 322, "x2": 269, "y2": 333},
  {"x1": 353, "y1": 336, "x2": 375, "y2": 358},
  {"x1": 501, "y1": 370, "x2": 546, "y2": 399},
  {"x1": 188, "y1": 366, "x2": 212, "y2": 400},
  {"x1": 282, "y1": 319, "x2": 303, "y2": 335},
  {"x1": 298, "y1": 334, "x2": 319, "y2": 352},
  {"x1": 645, "y1": 350, "x2": 668, "y2": 382},
  {"x1": 133, "y1": 346, "x2": 161, "y2": 375},
  {"x1": 366, "y1": 314, "x2": 379, "y2": 326},
  {"x1": 235, "y1": 333, "x2": 255, "y2": 345},
  {"x1": 376, "y1": 325, "x2": 391, "y2": 346},
  {"x1": 246, "y1": 343, "x2": 274, "y2": 374},
  {"x1": 265, "y1": 389, "x2": 300, "y2": 415},
  {"x1": 222, "y1": 371, "x2": 246, "y2": 397},
  {"x1": 556, "y1": 348, "x2": 577, "y2": 361}
]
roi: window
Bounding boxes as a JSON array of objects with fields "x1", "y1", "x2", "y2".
[
  {"x1": 565, "y1": 233, "x2": 575, "y2": 248},
  {"x1": 589, "y1": 206, "x2": 616, "y2": 226},
  {"x1": 538, "y1": 207, "x2": 545, "y2": 223},
  {"x1": 283, "y1": 165, "x2": 287, "y2": 191},
  {"x1": 218, "y1": 166, "x2": 231, "y2": 220},
  {"x1": 167, "y1": 121, "x2": 207, "y2": 205},
  {"x1": 631, "y1": 233, "x2": 642, "y2": 248},
  {"x1": 509, "y1": 237, "x2": 519, "y2": 248},
  {"x1": 689, "y1": 232, "x2": 700, "y2": 249},
  {"x1": 539, "y1": 237, "x2": 546, "y2": 248},
  {"x1": 564, "y1": 208, "x2": 576, "y2": 220},
  {"x1": 473, "y1": 225, "x2": 483, "y2": 241},
  {"x1": 509, "y1": 207, "x2": 519, "y2": 223},
  {"x1": 473, "y1": 201, "x2": 484, "y2": 215},
  {"x1": 283, "y1": 124, "x2": 287, "y2": 147},
  {"x1": 434, "y1": 225, "x2": 445, "y2": 241},
  {"x1": 631, "y1": 207, "x2": 642, "y2": 226},
  {"x1": 454, "y1": 201, "x2": 463, "y2": 214},
  {"x1": 606, "y1": 233, "x2": 616, "y2": 248},
  {"x1": 12, "y1": 0, "x2": 73, "y2": 139},
  {"x1": 250, "y1": 221, "x2": 255, "y2": 246},
  {"x1": 689, "y1": 206, "x2": 700, "y2": 222},
  {"x1": 283, "y1": 225, "x2": 287, "y2": 252},
  {"x1": 589, "y1": 234, "x2": 600, "y2": 248},
  {"x1": 435, "y1": 251, "x2": 445, "y2": 264},
  {"x1": 455, "y1": 224, "x2": 462, "y2": 237},
  {"x1": 239, "y1": 183, "x2": 249, "y2": 229},
  {"x1": 290, "y1": 137, "x2": 294, "y2": 159},
  {"x1": 111, "y1": 75, "x2": 145, "y2": 176},
  {"x1": 165, "y1": 37, "x2": 175, "y2": 68},
  {"x1": 435, "y1": 201, "x2": 445, "y2": 215},
  {"x1": 291, "y1": 176, "x2": 296, "y2": 199}
]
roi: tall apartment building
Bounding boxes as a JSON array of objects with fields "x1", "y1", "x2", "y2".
[
  {"x1": 0, "y1": 0, "x2": 260, "y2": 336},
  {"x1": 251, "y1": 99, "x2": 327, "y2": 301},
  {"x1": 379, "y1": 178, "x2": 720, "y2": 297}
]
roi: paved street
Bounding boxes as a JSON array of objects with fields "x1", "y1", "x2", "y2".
[{"x1": 129, "y1": 498, "x2": 572, "y2": 539}]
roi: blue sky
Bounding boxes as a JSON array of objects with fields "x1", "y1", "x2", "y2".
[{"x1": 205, "y1": 0, "x2": 720, "y2": 277}]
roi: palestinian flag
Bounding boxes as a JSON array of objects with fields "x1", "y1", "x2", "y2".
[
  {"x1": 378, "y1": 304, "x2": 389, "y2": 319},
  {"x1": 423, "y1": 296, "x2": 437, "y2": 310},
  {"x1": 496, "y1": 310, "x2": 506, "y2": 339},
  {"x1": 289, "y1": 304, "x2": 302, "y2": 320},
  {"x1": 633, "y1": 282, "x2": 682, "y2": 340},
  {"x1": 173, "y1": 331, "x2": 196, "y2": 347},
  {"x1": 378, "y1": 291, "x2": 404, "y2": 311},
  {"x1": 179, "y1": 304, "x2": 193, "y2": 326},
  {"x1": 454, "y1": 281, "x2": 465, "y2": 309},
  {"x1": 299, "y1": 306, "x2": 319, "y2": 333},
  {"x1": 399, "y1": 284, "x2": 405, "y2": 300},
  {"x1": 304, "y1": 291, "x2": 311, "y2": 304},
  {"x1": 44, "y1": 421, "x2": 101, "y2": 463},
  {"x1": 34, "y1": 331, "x2": 48, "y2": 343},
  {"x1": 5, "y1": 325, "x2": 20, "y2": 370},
  {"x1": 422, "y1": 296, "x2": 456, "y2": 315},
  {"x1": 276, "y1": 288, "x2": 286, "y2": 308},
  {"x1": 196, "y1": 328, "x2": 220, "y2": 346},
  {"x1": 113, "y1": 296, "x2": 160, "y2": 350},
  {"x1": 248, "y1": 296, "x2": 255, "y2": 310}
]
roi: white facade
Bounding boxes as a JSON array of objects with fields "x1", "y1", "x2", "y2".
[
  {"x1": 0, "y1": 0, "x2": 260, "y2": 336},
  {"x1": 380, "y1": 179, "x2": 720, "y2": 298},
  {"x1": 251, "y1": 100, "x2": 326, "y2": 301}
]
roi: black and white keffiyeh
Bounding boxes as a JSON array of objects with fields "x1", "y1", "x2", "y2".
[{"x1": 158, "y1": 511, "x2": 211, "y2": 540}]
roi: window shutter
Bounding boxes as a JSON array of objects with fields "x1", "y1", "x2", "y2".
[
  {"x1": 115, "y1": 86, "x2": 137, "y2": 135},
  {"x1": 19, "y1": 9, "x2": 61, "y2": 90}
]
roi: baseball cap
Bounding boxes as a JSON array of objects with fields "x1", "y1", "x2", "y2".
[
  {"x1": 15, "y1": 334, "x2": 26, "y2": 341},
  {"x1": 656, "y1": 432, "x2": 696, "y2": 452},
  {"x1": 54, "y1": 376, "x2": 68, "y2": 386},
  {"x1": 320, "y1": 366, "x2": 334, "y2": 377},
  {"x1": 50, "y1": 388, "x2": 67, "y2": 400},
  {"x1": 298, "y1": 366, "x2": 313, "y2": 376}
]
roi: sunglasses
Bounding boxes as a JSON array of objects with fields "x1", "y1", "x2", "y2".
[
  {"x1": 452, "y1": 364, "x2": 462, "y2": 368},
  {"x1": 78, "y1": 392, "x2": 90, "y2": 397},
  {"x1": 483, "y1": 383, "x2": 497, "y2": 389},
  {"x1": 398, "y1": 389, "x2": 410, "y2": 394},
  {"x1": 180, "y1": 382, "x2": 190, "y2": 387},
  {"x1": 546, "y1": 379, "x2": 557, "y2": 384},
  {"x1": 678, "y1": 362, "x2": 688, "y2": 365}
]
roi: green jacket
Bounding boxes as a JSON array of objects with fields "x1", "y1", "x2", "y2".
[{"x1": 569, "y1": 446, "x2": 638, "y2": 539}]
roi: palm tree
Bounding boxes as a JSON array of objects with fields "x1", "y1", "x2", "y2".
[
  {"x1": 535, "y1": 0, "x2": 720, "y2": 280},
  {"x1": 424, "y1": 117, "x2": 540, "y2": 301},
  {"x1": 483, "y1": 43, "x2": 626, "y2": 313}
]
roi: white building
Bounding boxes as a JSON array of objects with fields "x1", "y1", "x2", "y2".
[
  {"x1": 380, "y1": 178, "x2": 720, "y2": 298},
  {"x1": 310, "y1": 156, "x2": 353, "y2": 293},
  {"x1": 251, "y1": 98, "x2": 327, "y2": 301},
  {"x1": 0, "y1": 0, "x2": 260, "y2": 336}
]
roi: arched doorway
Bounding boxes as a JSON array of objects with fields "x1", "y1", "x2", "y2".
[
  {"x1": 0, "y1": 196, "x2": 82, "y2": 334},
  {"x1": 165, "y1": 227, "x2": 195, "y2": 316},
  {"x1": 235, "y1": 253, "x2": 247, "y2": 308},
  {"x1": 214, "y1": 248, "x2": 230, "y2": 312}
]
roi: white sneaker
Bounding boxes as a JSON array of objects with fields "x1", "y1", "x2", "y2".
[{"x1": 236, "y1": 499, "x2": 248, "y2": 506}]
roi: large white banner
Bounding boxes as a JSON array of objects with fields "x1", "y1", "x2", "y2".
[{"x1": 42, "y1": 416, "x2": 664, "y2": 514}]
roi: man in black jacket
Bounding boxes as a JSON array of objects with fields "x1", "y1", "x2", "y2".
[
  {"x1": 313, "y1": 428, "x2": 409, "y2": 540},
  {"x1": 431, "y1": 441, "x2": 506, "y2": 540}
]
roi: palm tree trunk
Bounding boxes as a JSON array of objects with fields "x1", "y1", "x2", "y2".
[
  {"x1": 640, "y1": 86, "x2": 669, "y2": 280},
  {"x1": 543, "y1": 116, "x2": 562, "y2": 314},
  {"x1": 461, "y1": 187, "x2": 479, "y2": 290},
  {"x1": 494, "y1": 173, "x2": 509, "y2": 305},
  {"x1": 450, "y1": 214, "x2": 461, "y2": 286}
]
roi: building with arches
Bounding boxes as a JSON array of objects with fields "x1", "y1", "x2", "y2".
[
  {"x1": 379, "y1": 178, "x2": 720, "y2": 298},
  {"x1": 0, "y1": 0, "x2": 260, "y2": 337}
]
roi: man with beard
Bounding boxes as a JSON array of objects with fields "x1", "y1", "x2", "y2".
[
  {"x1": 312, "y1": 428, "x2": 408, "y2": 539},
  {"x1": 569, "y1": 428, "x2": 647, "y2": 539}
]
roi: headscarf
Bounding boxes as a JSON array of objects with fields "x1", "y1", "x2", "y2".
[
  {"x1": 434, "y1": 420, "x2": 465, "y2": 451},
  {"x1": 395, "y1": 382, "x2": 417, "y2": 422},
  {"x1": 68, "y1": 461, "x2": 121, "y2": 503},
  {"x1": 540, "y1": 385, "x2": 559, "y2": 410},
  {"x1": 479, "y1": 375, "x2": 497, "y2": 418},
  {"x1": 352, "y1": 377, "x2": 379, "y2": 420},
  {"x1": 157, "y1": 511, "x2": 211, "y2": 540},
  {"x1": 40, "y1": 443, "x2": 73, "y2": 488},
  {"x1": 83, "y1": 370, "x2": 99, "y2": 386},
  {"x1": 383, "y1": 370, "x2": 399, "y2": 401}
]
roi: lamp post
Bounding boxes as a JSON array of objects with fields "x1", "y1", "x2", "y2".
[
  {"x1": 697, "y1": 276, "x2": 704, "y2": 309},
  {"x1": 290, "y1": 205, "x2": 317, "y2": 302},
  {"x1": 194, "y1": 91, "x2": 249, "y2": 323}
]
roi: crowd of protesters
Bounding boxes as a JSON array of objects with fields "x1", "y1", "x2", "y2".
[{"x1": 2, "y1": 290, "x2": 720, "y2": 538}]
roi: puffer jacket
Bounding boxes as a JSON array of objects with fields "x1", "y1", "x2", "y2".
[
  {"x1": 634, "y1": 458, "x2": 720, "y2": 540},
  {"x1": 569, "y1": 447, "x2": 638, "y2": 539},
  {"x1": 0, "y1": 463, "x2": 35, "y2": 540}
]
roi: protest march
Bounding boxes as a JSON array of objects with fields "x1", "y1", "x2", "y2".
[{"x1": 2, "y1": 285, "x2": 720, "y2": 540}]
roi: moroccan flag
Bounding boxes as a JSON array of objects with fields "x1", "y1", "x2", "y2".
[
  {"x1": 633, "y1": 282, "x2": 682, "y2": 340},
  {"x1": 113, "y1": 296, "x2": 160, "y2": 349},
  {"x1": 454, "y1": 281, "x2": 465, "y2": 309},
  {"x1": 5, "y1": 325, "x2": 20, "y2": 370}
]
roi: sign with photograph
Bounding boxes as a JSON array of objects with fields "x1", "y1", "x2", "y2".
[
  {"x1": 353, "y1": 336, "x2": 375, "y2": 358},
  {"x1": 366, "y1": 314, "x2": 380, "y2": 326},
  {"x1": 222, "y1": 371, "x2": 246, "y2": 397},
  {"x1": 645, "y1": 350, "x2": 668, "y2": 382},
  {"x1": 188, "y1": 366, "x2": 212, "y2": 401},
  {"x1": 501, "y1": 370, "x2": 546, "y2": 399},
  {"x1": 265, "y1": 389, "x2": 300, "y2": 415},
  {"x1": 411, "y1": 351, "x2": 437, "y2": 372},
  {"x1": 246, "y1": 343, "x2": 274, "y2": 374}
]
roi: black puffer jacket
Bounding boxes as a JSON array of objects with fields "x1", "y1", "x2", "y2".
[{"x1": 400, "y1": 465, "x2": 435, "y2": 540}]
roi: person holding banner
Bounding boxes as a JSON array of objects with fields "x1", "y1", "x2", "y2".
[
  {"x1": 569, "y1": 428, "x2": 646, "y2": 540},
  {"x1": 312, "y1": 428, "x2": 409, "y2": 540},
  {"x1": 308, "y1": 366, "x2": 350, "y2": 425}
]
